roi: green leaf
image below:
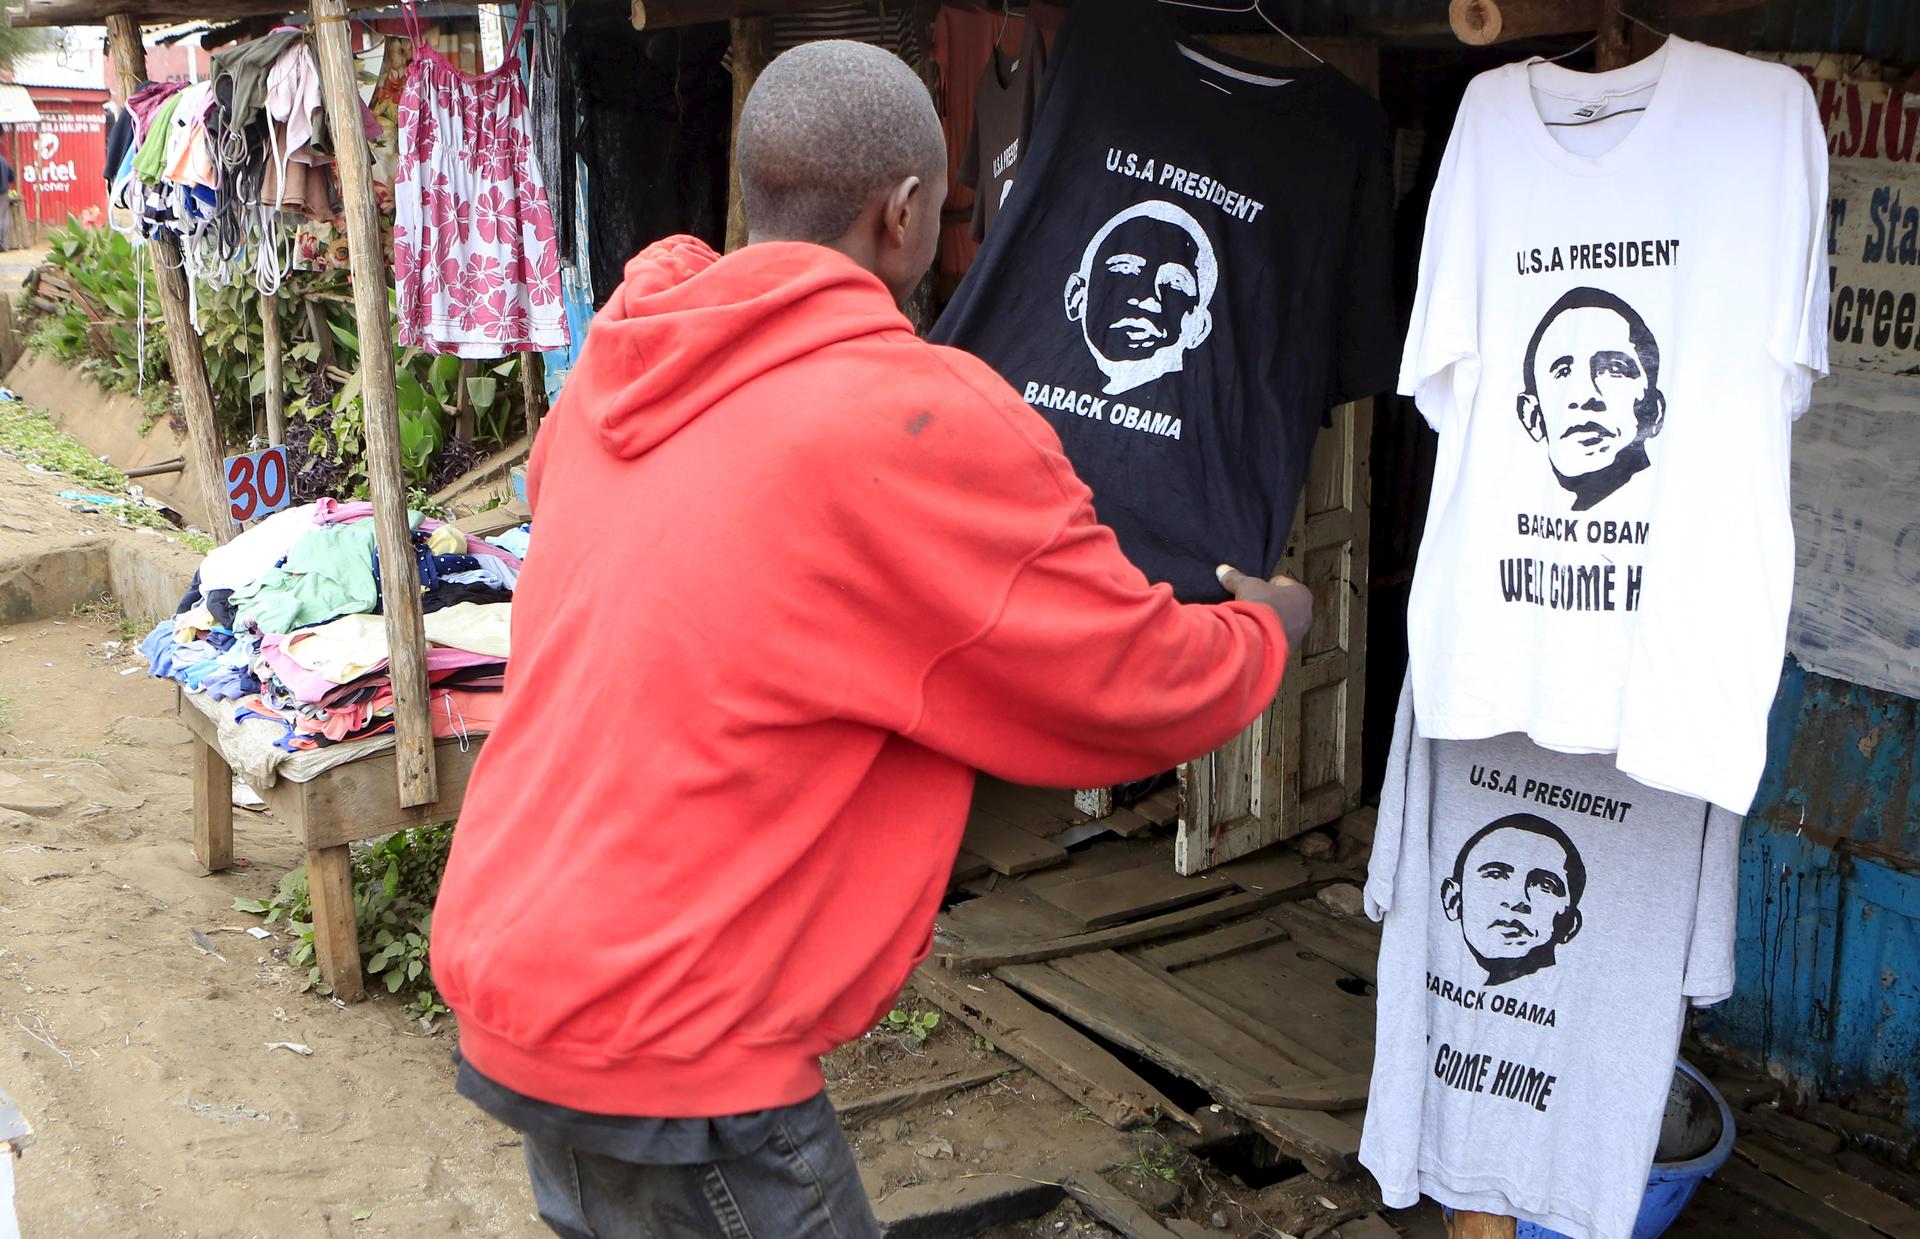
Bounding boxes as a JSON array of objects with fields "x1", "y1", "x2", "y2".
[
  {"x1": 386, "y1": 968, "x2": 406, "y2": 993},
  {"x1": 233, "y1": 898, "x2": 269, "y2": 914},
  {"x1": 465, "y1": 376, "x2": 498, "y2": 412}
]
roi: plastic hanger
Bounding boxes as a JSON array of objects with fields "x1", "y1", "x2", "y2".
[{"x1": 1161, "y1": 0, "x2": 1325, "y2": 66}]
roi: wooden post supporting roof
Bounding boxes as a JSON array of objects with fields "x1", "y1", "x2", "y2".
[
  {"x1": 310, "y1": 0, "x2": 438, "y2": 808},
  {"x1": 104, "y1": 13, "x2": 241, "y2": 545},
  {"x1": 725, "y1": 16, "x2": 771, "y2": 253}
]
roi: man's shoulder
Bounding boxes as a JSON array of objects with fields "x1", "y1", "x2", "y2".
[{"x1": 782, "y1": 333, "x2": 1075, "y2": 493}]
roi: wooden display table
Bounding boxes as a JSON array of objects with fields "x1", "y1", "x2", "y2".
[{"x1": 175, "y1": 695, "x2": 480, "y2": 1001}]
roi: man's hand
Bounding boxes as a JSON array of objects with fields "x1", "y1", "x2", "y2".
[{"x1": 1216, "y1": 564, "x2": 1313, "y2": 648}]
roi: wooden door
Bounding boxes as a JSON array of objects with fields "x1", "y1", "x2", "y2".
[{"x1": 1176, "y1": 400, "x2": 1371, "y2": 874}]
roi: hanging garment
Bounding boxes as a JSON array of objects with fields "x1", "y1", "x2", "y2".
[
  {"x1": 958, "y1": 19, "x2": 1048, "y2": 242},
  {"x1": 1397, "y1": 39, "x2": 1828, "y2": 813},
  {"x1": 125, "y1": 80, "x2": 184, "y2": 142},
  {"x1": 132, "y1": 93, "x2": 185, "y2": 184},
  {"x1": 565, "y1": 9, "x2": 730, "y2": 306},
  {"x1": 392, "y1": 0, "x2": 568, "y2": 356},
  {"x1": 932, "y1": 0, "x2": 1396, "y2": 602},
  {"x1": 1360, "y1": 680, "x2": 1740, "y2": 1239},
  {"x1": 526, "y1": 1, "x2": 572, "y2": 262},
  {"x1": 162, "y1": 82, "x2": 220, "y2": 188}
]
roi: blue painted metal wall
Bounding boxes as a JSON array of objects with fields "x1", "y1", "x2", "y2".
[{"x1": 1697, "y1": 658, "x2": 1920, "y2": 1126}]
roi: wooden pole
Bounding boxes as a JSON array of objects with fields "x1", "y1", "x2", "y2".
[
  {"x1": 724, "y1": 16, "x2": 771, "y2": 253},
  {"x1": 1449, "y1": 1214, "x2": 1518, "y2": 1239},
  {"x1": 520, "y1": 349, "x2": 547, "y2": 441},
  {"x1": 261, "y1": 293, "x2": 285, "y2": 446},
  {"x1": 1449, "y1": 0, "x2": 1598, "y2": 45},
  {"x1": 310, "y1": 0, "x2": 437, "y2": 809},
  {"x1": 1454, "y1": 0, "x2": 1738, "y2": 46},
  {"x1": 105, "y1": 13, "x2": 240, "y2": 545},
  {"x1": 1594, "y1": 0, "x2": 1631, "y2": 69}
]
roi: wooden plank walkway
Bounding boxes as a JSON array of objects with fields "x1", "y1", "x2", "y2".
[{"x1": 926, "y1": 780, "x2": 1920, "y2": 1233}]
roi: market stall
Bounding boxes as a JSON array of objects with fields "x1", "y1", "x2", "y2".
[{"x1": 15, "y1": 0, "x2": 564, "y2": 1001}]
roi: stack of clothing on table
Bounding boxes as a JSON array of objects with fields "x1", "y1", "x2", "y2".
[{"x1": 142, "y1": 499, "x2": 527, "y2": 754}]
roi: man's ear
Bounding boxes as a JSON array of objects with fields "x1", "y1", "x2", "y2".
[
  {"x1": 882, "y1": 176, "x2": 922, "y2": 249},
  {"x1": 1183, "y1": 307, "x2": 1213, "y2": 349},
  {"x1": 1642, "y1": 389, "x2": 1667, "y2": 439},
  {"x1": 1556, "y1": 907, "x2": 1583, "y2": 945},
  {"x1": 1517, "y1": 393, "x2": 1546, "y2": 442},
  {"x1": 1441, "y1": 877, "x2": 1464, "y2": 923},
  {"x1": 1064, "y1": 272, "x2": 1088, "y2": 323}
]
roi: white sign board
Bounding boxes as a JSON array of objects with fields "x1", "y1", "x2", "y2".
[
  {"x1": 1789, "y1": 370, "x2": 1920, "y2": 697},
  {"x1": 1768, "y1": 57, "x2": 1920, "y2": 697}
]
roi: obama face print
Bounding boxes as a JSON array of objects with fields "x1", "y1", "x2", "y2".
[
  {"x1": 1064, "y1": 200, "x2": 1219, "y2": 397},
  {"x1": 1517, "y1": 287, "x2": 1667, "y2": 511},
  {"x1": 1442, "y1": 814, "x2": 1587, "y2": 987}
]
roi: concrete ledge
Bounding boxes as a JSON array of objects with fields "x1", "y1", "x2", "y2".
[
  {"x1": 0, "y1": 537, "x2": 111, "y2": 624},
  {"x1": 0, "y1": 532, "x2": 196, "y2": 627}
]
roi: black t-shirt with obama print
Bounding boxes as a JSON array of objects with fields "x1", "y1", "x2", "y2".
[{"x1": 932, "y1": 0, "x2": 1395, "y2": 602}]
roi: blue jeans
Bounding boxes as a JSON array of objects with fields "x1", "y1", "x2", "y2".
[{"x1": 522, "y1": 1091, "x2": 880, "y2": 1239}]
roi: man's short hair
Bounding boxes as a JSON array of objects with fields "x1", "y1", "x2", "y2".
[
  {"x1": 736, "y1": 40, "x2": 946, "y2": 244},
  {"x1": 1452, "y1": 813, "x2": 1587, "y2": 906},
  {"x1": 1521, "y1": 286, "x2": 1661, "y2": 396}
]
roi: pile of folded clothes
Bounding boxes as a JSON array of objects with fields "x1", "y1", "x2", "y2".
[{"x1": 143, "y1": 498, "x2": 527, "y2": 753}]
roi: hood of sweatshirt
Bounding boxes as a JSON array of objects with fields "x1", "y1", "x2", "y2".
[{"x1": 580, "y1": 235, "x2": 915, "y2": 461}]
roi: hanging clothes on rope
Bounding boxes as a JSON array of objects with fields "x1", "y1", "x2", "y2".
[{"x1": 393, "y1": 0, "x2": 569, "y2": 357}]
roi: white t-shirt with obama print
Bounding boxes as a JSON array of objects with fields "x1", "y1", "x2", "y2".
[{"x1": 1399, "y1": 37, "x2": 1829, "y2": 815}]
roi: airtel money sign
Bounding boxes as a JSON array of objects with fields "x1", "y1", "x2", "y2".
[{"x1": 22, "y1": 127, "x2": 80, "y2": 192}]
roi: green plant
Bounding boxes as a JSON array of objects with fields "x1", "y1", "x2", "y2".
[
  {"x1": 1124, "y1": 1140, "x2": 1185, "y2": 1184},
  {"x1": 234, "y1": 823, "x2": 455, "y2": 1020},
  {"x1": 0, "y1": 398, "x2": 129, "y2": 489},
  {"x1": 884, "y1": 1007, "x2": 941, "y2": 1043}
]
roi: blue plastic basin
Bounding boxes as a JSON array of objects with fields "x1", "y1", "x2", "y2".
[
  {"x1": 1443, "y1": 1058, "x2": 1736, "y2": 1239},
  {"x1": 1519, "y1": 1058, "x2": 1735, "y2": 1239}
]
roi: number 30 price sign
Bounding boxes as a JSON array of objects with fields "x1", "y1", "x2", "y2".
[{"x1": 225, "y1": 447, "x2": 292, "y2": 525}]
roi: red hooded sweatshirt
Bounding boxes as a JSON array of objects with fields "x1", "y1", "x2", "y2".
[{"x1": 432, "y1": 236, "x2": 1286, "y2": 1118}]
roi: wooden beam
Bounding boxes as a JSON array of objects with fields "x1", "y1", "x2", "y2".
[
  {"x1": 724, "y1": 15, "x2": 771, "y2": 253},
  {"x1": 260, "y1": 293, "x2": 285, "y2": 445},
  {"x1": 631, "y1": 0, "x2": 840, "y2": 29},
  {"x1": 191, "y1": 733, "x2": 234, "y2": 873},
  {"x1": 310, "y1": 0, "x2": 437, "y2": 807},
  {"x1": 1450, "y1": 0, "x2": 1597, "y2": 45},
  {"x1": 306, "y1": 843, "x2": 364, "y2": 1001},
  {"x1": 1450, "y1": 0, "x2": 1762, "y2": 46},
  {"x1": 16, "y1": 0, "x2": 300, "y2": 27},
  {"x1": 1448, "y1": 1211, "x2": 1516, "y2": 1239}
]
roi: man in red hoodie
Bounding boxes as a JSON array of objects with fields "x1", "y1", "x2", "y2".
[{"x1": 433, "y1": 40, "x2": 1310, "y2": 1239}]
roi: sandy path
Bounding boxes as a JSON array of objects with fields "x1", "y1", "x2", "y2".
[{"x1": 1, "y1": 619, "x2": 550, "y2": 1238}]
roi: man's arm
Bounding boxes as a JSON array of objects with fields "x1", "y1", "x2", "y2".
[{"x1": 903, "y1": 503, "x2": 1308, "y2": 789}]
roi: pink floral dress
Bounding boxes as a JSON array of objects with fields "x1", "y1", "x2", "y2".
[{"x1": 392, "y1": 0, "x2": 568, "y2": 357}]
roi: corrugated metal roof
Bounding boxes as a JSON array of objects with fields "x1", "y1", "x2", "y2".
[{"x1": 0, "y1": 85, "x2": 43, "y2": 127}]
